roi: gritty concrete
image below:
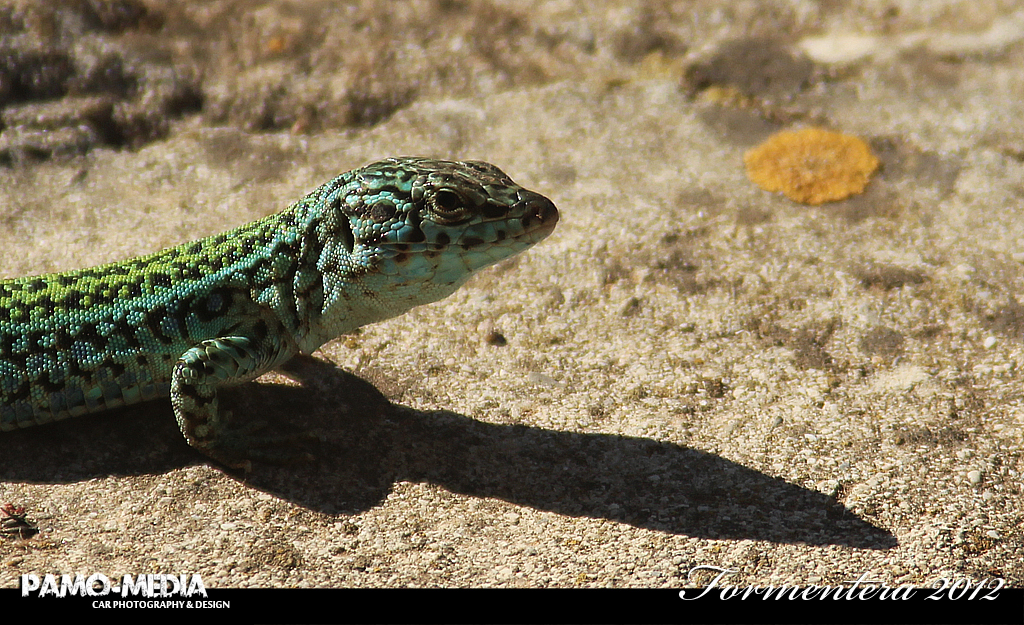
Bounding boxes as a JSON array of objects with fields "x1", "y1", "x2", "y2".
[{"x1": 0, "y1": 0, "x2": 1021, "y2": 590}]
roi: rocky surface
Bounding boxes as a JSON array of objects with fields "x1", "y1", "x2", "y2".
[{"x1": 1, "y1": 0, "x2": 1021, "y2": 589}]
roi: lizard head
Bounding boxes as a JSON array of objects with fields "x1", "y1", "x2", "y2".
[
  {"x1": 296, "y1": 157, "x2": 558, "y2": 349},
  {"x1": 340, "y1": 157, "x2": 559, "y2": 287}
]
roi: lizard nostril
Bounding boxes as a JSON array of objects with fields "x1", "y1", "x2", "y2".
[
  {"x1": 517, "y1": 191, "x2": 559, "y2": 233},
  {"x1": 532, "y1": 197, "x2": 558, "y2": 227}
]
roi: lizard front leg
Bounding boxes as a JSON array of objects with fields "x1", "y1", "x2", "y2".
[{"x1": 171, "y1": 335, "x2": 295, "y2": 469}]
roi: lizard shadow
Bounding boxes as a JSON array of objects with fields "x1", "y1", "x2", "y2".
[{"x1": 0, "y1": 356, "x2": 896, "y2": 549}]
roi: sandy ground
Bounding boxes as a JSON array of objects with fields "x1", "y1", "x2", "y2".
[{"x1": 1, "y1": 0, "x2": 1022, "y2": 590}]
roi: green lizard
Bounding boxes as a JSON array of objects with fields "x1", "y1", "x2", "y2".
[{"x1": 0, "y1": 157, "x2": 558, "y2": 468}]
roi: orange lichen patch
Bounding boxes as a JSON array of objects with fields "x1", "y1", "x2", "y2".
[
  {"x1": 267, "y1": 36, "x2": 288, "y2": 53},
  {"x1": 744, "y1": 128, "x2": 879, "y2": 204}
]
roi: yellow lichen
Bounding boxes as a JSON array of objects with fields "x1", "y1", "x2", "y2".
[{"x1": 744, "y1": 128, "x2": 879, "y2": 205}]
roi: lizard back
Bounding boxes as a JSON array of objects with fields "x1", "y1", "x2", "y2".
[{"x1": 0, "y1": 208, "x2": 309, "y2": 427}]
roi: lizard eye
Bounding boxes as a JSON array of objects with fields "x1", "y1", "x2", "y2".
[{"x1": 429, "y1": 189, "x2": 468, "y2": 222}]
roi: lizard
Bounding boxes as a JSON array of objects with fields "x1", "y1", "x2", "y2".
[{"x1": 0, "y1": 157, "x2": 558, "y2": 469}]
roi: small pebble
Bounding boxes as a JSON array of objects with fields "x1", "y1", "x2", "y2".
[
  {"x1": 528, "y1": 371, "x2": 561, "y2": 387},
  {"x1": 967, "y1": 470, "x2": 983, "y2": 485},
  {"x1": 619, "y1": 296, "x2": 641, "y2": 316},
  {"x1": 485, "y1": 330, "x2": 508, "y2": 346}
]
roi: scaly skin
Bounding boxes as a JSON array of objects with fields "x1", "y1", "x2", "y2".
[{"x1": 0, "y1": 157, "x2": 558, "y2": 467}]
